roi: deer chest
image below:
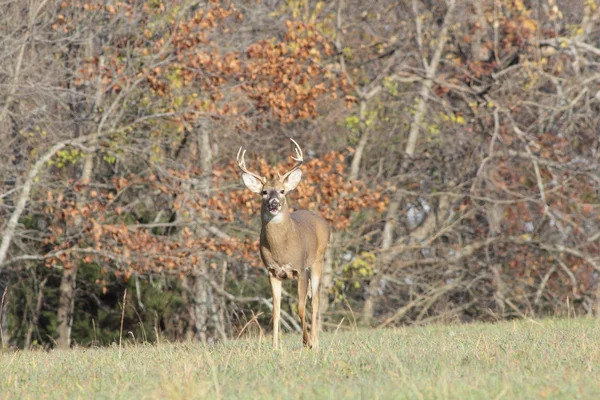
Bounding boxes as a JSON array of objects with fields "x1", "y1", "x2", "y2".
[{"x1": 260, "y1": 246, "x2": 303, "y2": 280}]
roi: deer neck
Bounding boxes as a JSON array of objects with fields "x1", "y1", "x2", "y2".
[{"x1": 261, "y1": 202, "x2": 294, "y2": 247}]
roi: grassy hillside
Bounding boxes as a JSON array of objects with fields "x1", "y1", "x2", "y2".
[{"x1": 1, "y1": 318, "x2": 599, "y2": 399}]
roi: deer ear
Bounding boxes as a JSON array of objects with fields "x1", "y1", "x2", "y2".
[
  {"x1": 283, "y1": 169, "x2": 302, "y2": 192},
  {"x1": 241, "y1": 173, "x2": 263, "y2": 194}
]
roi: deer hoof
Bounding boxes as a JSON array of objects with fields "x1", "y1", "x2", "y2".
[{"x1": 302, "y1": 335, "x2": 312, "y2": 348}]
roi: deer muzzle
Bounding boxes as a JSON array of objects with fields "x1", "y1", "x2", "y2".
[{"x1": 267, "y1": 198, "x2": 281, "y2": 214}]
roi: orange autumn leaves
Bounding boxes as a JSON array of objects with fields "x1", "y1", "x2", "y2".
[
  {"x1": 44, "y1": 150, "x2": 387, "y2": 276},
  {"x1": 64, "y1": 1, "x2": 335, "y2": 125}
]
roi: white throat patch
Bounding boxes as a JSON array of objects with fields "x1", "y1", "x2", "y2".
[{"x1": 264, "y1": 212, "x2": 284, "y2": 224}]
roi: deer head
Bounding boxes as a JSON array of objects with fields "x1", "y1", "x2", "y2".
[{"x1": 237, "y1": 138, "x2": 303, "y2": 219}]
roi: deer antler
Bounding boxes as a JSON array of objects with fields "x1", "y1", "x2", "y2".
[
  {"x1": 237, "y1": 147, "x2": 266, "y2": 183},
  {"x1": 280, "y1": 138, "x2": 303, "y2": 182}
]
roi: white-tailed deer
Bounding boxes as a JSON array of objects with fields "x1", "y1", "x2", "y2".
[{"x1": 237, "y1": 138, "x2": 330, "y2": 349}]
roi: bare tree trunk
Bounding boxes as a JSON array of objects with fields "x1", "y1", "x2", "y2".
[
  {"x1": 179, "y1": 120, "x2": 213, "y2": 342},
  {"x1": 1, "y1": 283, "x2": 9, "y2": 348},
  {"x1": 330, "y1": 0, "x2": 390, "y2": 325},
  {"x1": 469, "y1": 1, "x2": 491, "y2": 63},
  {"x1": 190, "y1": 262, "x2": 209, "y2": 343},
  {"x1": 362, "y1": 196, "x2": 401, "y2": 323},
  {"x1": 0, "y1": 141, "x2": 73, "y2": 268},
  {"x1": 25, "y1": 277, "x2": 47, "y2": 349},
  {"x1": 194, "y1": 123, "x2": 213, "y2": 340},
  {"x1": 57, "y1": 44, "x2": 102, "y2": 349},
  {"x1": 208, "y1": 284, "x2": 226, "y2": 342},
  {"x1": 56, "y1": 150, "x2": 95, "y2": 349},
  {"x1": 362, "y1": 0, "x2": 456, "y2": 324},
  {"x1": 323, "y1": 97, "x2": 368, "y2": 323},
  {"x1": 56, "y1": 266, "x2": 77, "y2": 349},
  {"x1": 404, "y1": 0, "x2": 455, "y2": 157},
  {"x1": 182, "y1": 285, "x2": 195, "y2": 341},
  {"x1": 199, "y1": 126, "x2": 212, "y2": 173},
  {"x1": 1, "y1": 309, "x2": 8, "y2": 348},
  {"x1": 348, "y1": 99, "x2": 369, "y2": 181}
]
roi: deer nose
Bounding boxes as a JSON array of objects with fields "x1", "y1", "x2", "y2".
[{"x1": 269, "y1": 198, "x2": 280, "y2": 207}]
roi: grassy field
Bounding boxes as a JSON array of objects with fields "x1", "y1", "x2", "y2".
[{"x1": 1, "y1": 318, "x2": 599, "y2": 399}]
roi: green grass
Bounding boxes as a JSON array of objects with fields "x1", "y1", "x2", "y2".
[{"x1": 1, "y1": 318, "x2": 599, "y2": 399}]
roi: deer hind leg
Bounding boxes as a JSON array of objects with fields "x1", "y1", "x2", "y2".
[
  {"x1": 269, "y1": 275, "x2": 282, "y2": 350},
  {"x1": 309, "y1": 261, "x2": 322, "y2": 349},
  {"x1": 297, "y1": 269, "x2": 311, "y2": 347}
]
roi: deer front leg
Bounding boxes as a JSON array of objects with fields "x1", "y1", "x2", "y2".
[
  {"x1": 269, "y1": 274, "x2": 282, "y2": 350},
  {"x1": 297, "y1": 269, "x2": 311, "y2": 347}
]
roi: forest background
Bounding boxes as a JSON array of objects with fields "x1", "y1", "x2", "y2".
[{"x1": 1, "y1": 0, "x2": 599, "y2": 349}]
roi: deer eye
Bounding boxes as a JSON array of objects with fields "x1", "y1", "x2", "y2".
[
  {"x1": 262, "y1": 190, "x2": 267, "y2": 195},
  {"x1": 280, "y1": 190, "x2": 285, "y2": 194}
]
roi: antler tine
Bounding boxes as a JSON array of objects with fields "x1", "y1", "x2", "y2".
[
  {"x1": 281, "y1": 138, "x2": 304, "y2": 181},
  {"x1": 289, "y1": 137, "x2": 303, "y2": 162},
  {"x1": 237, "y1": 146, "x2": 266, "y2": 183}
]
